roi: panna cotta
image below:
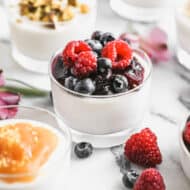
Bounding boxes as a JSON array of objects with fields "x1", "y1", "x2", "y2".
[
  {"x1": 0, "y1": 106, "x2": 71, "y2": 190},
  {"x1": 49, "y1": 31, "x2": 152, "y2": 147},
  {"x1": 5, "y1": 0, "x2": 96, "y2": 73},
  {"x1": 176, "y1": 0, "x2": 190, "y2": 70}
]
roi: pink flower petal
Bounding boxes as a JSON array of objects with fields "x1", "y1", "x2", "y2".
[
  {"x1": 0, "y1": 70, "x2": 5, "y2": 86},
  {"x1": 0, "y1": 99, "x2": 9, "y2": 120},
  {"x1": 0, "y1": 92, "x2": 20, "y2": 105}
]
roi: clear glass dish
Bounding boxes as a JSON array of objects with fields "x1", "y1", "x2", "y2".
[
  {"x1": 0, "y1": 105, "x2": 71, "y2": 190},
  {"x1": 4, "y1": 0, "x2": 97, "y2": 74},
  {"x1": 49, "y1": 49, "x2": 152, "y2": 148}
]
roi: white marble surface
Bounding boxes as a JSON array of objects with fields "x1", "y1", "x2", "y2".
[{"x1": 1, "y1": 0, "x2": 190, "y2": 189}]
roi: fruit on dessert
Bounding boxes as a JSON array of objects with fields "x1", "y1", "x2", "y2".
[
  {"x1": 183, "y1": 121, "x2": 190, "y2": 145},
  {"x1": 0, "y1": 122, "x2": 57, "y2": 183},
  {"x1": 74, "y1": 142, "x2": 93, "y2": 159},
  {"x1": 133, "y1": 168, "x2": 166, "y2": 190},
  {"x1": 19, "y1": 0, "x2": 90, "y2": 27},
  {"x1": 122, "y1": 169, "x2": 139, "y2": 188},
  {"x1": 53, "y1": 31, "x2": 145, "y2": 95},
  {"x1": 124, "y1": 128, "x2": 162, "y2": 167}
]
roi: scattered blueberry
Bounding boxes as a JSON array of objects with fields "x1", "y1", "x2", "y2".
[
  {"x1": 100, "y1": 32, "x2": 115, "y2": 45},
  {"x1": 122, "y1": 170, "x2": 139, "y2": 188},
  {"x1": 64, "y1": 76, "x2": 78, "y2": 90},
  {"x1": 85, "y1": 39, "x2": 103, "y2": 55},
  {"x1": 91, "y1": 30, "x2": 103, "y2": 41},
  {"x1": 74, "y1": 142, "x2": 93, "y2": 159},
  {"x1": 111, "y1": 75, "x2": 129, "y2": 93},
  {"x1": 74, "y1": 78, "x2": 95, "y2": 94}
]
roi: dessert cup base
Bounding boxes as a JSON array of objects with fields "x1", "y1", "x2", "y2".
[
  {"x1": 12, "y1": 47, "x2": 48, "y2": 74},
  {"x1": 177, "y1": 47, "x2": 190, "y2": 71},
  {"x1": 110, "y1": 0, "x2": 164, "y2": 23}
]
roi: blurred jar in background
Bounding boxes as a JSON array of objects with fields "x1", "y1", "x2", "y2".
[
  {"x1": 4, "y1": 0, "x2": 97, "y2": 74},
  {"x1": 110, "y1": 0, "x2": 171, "y2": 23},
  {"x1": 176, "y1": 0, "x2": 190, "y2": 70}
]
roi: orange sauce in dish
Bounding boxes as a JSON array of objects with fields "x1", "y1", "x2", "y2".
[{"x1": 0, "y1": 122, "x2": 58, "y2": 183}]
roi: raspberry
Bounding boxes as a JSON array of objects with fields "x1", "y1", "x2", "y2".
[
  {"x1": 134, "y1": 168, "x2": 166, "y2": 190},
  {"x1": 102, "y1": 40, "x2": 132, "y2": 70},
  {"x1": 183, "y1": 121, "x2": 190, "y2": 144},
  {"x1": 73, "y1": 51, "x2": 97, "y2": 77},
  {"x1": 62, "y1": 41, "x2": 92, "y2": 66},
  {"x1": 124, "y1": 128, "x2": 162, "y2": 167}
]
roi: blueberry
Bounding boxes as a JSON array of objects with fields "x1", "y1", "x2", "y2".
[
  {"x1": 85, "y1": 39, "x2": 102, "y2": 55},
  {"x1": 74, "y1": 142, "x2": 93, "y2": 159},
  {"x1": 97, "y1": 58, "x2": 112, "y2": 74},
  {"x1": 64, "y1": 76, "x2": 77, "y2": 90},
  {"x1": 53, "y1": 56, "x2": 69, "y2": 80},
  {"x1": 74, "y1": 78, "x2": 95, "y2": 94},
  {"x1": 100, "y1": 32, "x2": 115, "y2": 45},
  {"x1": 122, "y1": 170, "x2": 139, "y2": 188},
  {"x1": 91, "y1": 30, "x2": 103, "y2": 41},
  {"x1": 130, "y1": 58, "x2": 144, "y2": 73},
  {"x1": 111, "y1": 75, "x2": 129, "y2": 93}
]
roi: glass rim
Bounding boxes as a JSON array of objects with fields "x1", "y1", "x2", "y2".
[
  {"x1": 0, "y1": 105, "x2": 72, "y2": 178},
  {"x1": 49, "y1": 48, "x2": 152, "y2": 99}
]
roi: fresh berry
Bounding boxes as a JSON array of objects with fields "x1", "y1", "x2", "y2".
[
  {"x1": 125, "y1": 70, "x2": 144, "y2": 87},
  {"x1": 74, "y1": 142, "x2": 93, "y2": 159},
  {"x1": 74, "y1": 78, "x2": 95, "y2": 94},
  {"x1": 125, "y1": 128, "x2": 162, "y2": 167},
  {"x1": 85, "y1": 39, "x2": 103, "y2": 55},
  {"x1": 100, "y1": 32, "x2": 115, "y2": 45},
  {"x1": 62, "y1": 41, "x2": 91, "y2": 66},
  {"x1": 183, "y1": 121, "x2": 190, "y2": 145},
  {"x1": 73, "y1": 51, "x2": 97, "y2": 77},
  {"x1": 53, "y1": 55, "x2": 69, "y2": 81},
  {"x1": 64, "y1": 76, "x2": 78, "y2": 90},
  {"x1": 97, "y1": 57, "x2": 112, "y2": 74},
  {"x1": 122, "y1": 170, "x2": 139, "y2": 188},
  {"x1": 111, "y1": 75, "x2": 129, "y2": 93},
  {"x1": 134, "y1": 169, "x2": 166, "y2": 190},
  {"x1": 91, "y1": 30, "x2": 103, "y2": 41},
  {"x1": 102, "y1": 40, "x2": 132, "y2": 70}
]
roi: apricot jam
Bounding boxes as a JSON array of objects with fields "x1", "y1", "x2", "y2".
[{"x1": 0, "y1": 122, "x2": 58, "y2": 183}]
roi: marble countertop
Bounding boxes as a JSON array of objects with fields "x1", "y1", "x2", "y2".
[{"x1": 0, "y1": 0, "x2": 190, "y2": 189}]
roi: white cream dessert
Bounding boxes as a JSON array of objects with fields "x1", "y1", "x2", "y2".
[
  {"x1": 0, "y1": 119, "x2": 69, "y2": 190},
  {"x1": 6, "y1": 0, "x2": 96, "y2": 73},
  {"x1": 123, "y1": 0, "x2": 168, "y2": 8}
]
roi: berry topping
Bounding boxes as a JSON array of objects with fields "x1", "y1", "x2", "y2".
[
  {"x1": 74, "y1": 142, "x2": 93, "y2": 159},
  {"x1": 134, "y1": 169, "x2": 166, "y2": 190},
  {"x1": 91, "y1": 30, "x2": 103, "y2": 41},
  {"x1": 73, "y1": 51, "x2": 97, "y2": 77},
  {"x1": 102, "y1": 40, "x2": 132, "y2": 70},
  {"x1": 122, "y1": 170, "x2": 139, "y2": 188},
  {"x1": 74, "y1": 78, "x2": 95, "y2": 94},
  {"x1": 97, "y1": 57, "x2": 112, "y2": 74},
  {"x1": 64, "y1": 76, "x2": 78, "y2": 90},
  {"x1": 100, "y1": 32, "x2": 115, "y2": 45},
  {"x1": 63, "y1": 41, "x2": 92, "y2": 66},
  {"x1": 124, "y1": 128, "x2": 162, "y2": 167},
  {"x1": 111, "y1": 75, "x2": 129, "y2": 93},
  {"x1": 183, "y1": 121, "x2": 190, "y2": 145},
  {"x1": 85, "y1": 39, "x2": 103, "y2": 55}
]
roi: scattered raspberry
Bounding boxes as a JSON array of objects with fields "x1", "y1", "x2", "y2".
[
  {"x1": 73, "y1": 51, "x2": 97, "y2": 77},
  {"x1": 102, "y1": 40, "x2": 132, "y2": 70},
  {"x1": 134, "y1": 168, "x2": 166, "y2": 190},
  {"x1": 62, "y1": 41, "x2": 92, "y2": 66},
  {"x1": 183, "y1": 121, "x2": 190, "y2": 145},
  {"x1": 124, "y1": 128, "x2": 162, "y2": 167}
]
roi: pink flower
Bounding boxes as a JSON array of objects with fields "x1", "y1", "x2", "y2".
[
  {"x1": 0, "y1": 70, "x2": 20, "y2": 120},
  {"x1": 119, "y1": 27, "x2": 172, "y2": 63}
]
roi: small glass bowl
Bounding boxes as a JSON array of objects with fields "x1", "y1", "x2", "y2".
[
  {"x1": 49, "y1": 49, "x2": 152, "y2": 148},
  {"x1": 0, "y1": 105, "x2": 71, "y2": 190},
  {"x1": 4, "y1": 0, "x2": 97, "y2": 74}
]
